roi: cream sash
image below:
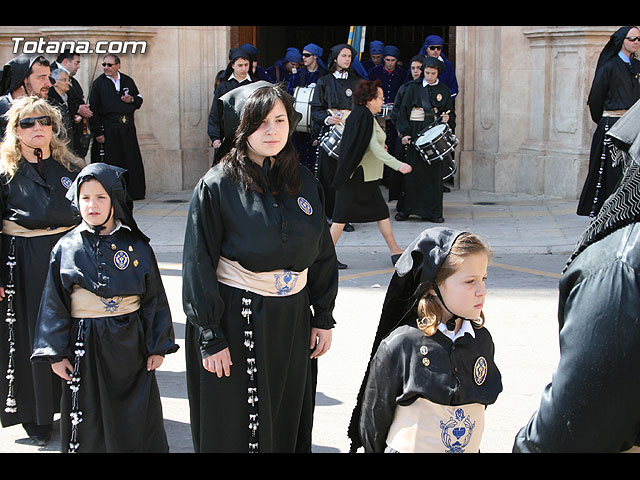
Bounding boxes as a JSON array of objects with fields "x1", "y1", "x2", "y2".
[
  {"x1": 603, "y1": 109, "x2": 628, "y2": 117},
  {"x1": 386, "y1": 398, "x2": 485, "y2": 453},
  {"x1": 70, "y1": 285, "x2": 140, "y2": 318},
  {"x1": 216, "y1": 256, "x2": 307, "y2": 297},
  {"x1": 410, "y1": 107, "x2": 425, "y2": 122},
  {"x1": 2, "y1": 219, "x2": 74, "y2": 238}
]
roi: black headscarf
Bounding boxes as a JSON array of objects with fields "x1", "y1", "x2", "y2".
[
  {"x1": 346, "y1": 227, "x2": 466, "y2": 452},
  {"x1": 66, "y1": 163, "x2": 149, "y2": 243},
  {"x1": 222, "y1": 47, "x2": 253, "y2": 81},
  {"x1": 329, "y1": 43, "x2": 357, "y2": 71},
  {"x1": 565, "y1": 98, "x2": 640, "y2": 271},
  {"x1": 218, "y1": 80, "x2": 302, "y2": 142},
  {"x1": 0, "y1": 54, "x2": 41, "y2": 95},
  {"x1": 594, "y1": 26, "x2": 635, "y2": 73},
  {"x1": 422, "y1": 56, "x2": 445, "y2": 75}
]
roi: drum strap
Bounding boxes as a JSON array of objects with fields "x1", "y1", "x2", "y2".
[{"x1": 420, "y1": 85, "x2": 434, "y2": 115}]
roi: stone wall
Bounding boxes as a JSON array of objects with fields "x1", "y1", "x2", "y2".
[{"x1": 456, "y1": 26, "x2": 618, "y2": 199}]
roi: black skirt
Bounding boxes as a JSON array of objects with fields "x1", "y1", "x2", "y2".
[{"x1": 332, "y1": 167, "x2": 390, "y2": 223}]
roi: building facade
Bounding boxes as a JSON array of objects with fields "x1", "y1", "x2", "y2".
[{"x1": 0, "y1": 26, "x2": 621, "y2": 199}]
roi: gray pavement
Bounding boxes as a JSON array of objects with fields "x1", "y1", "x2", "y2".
[{"x1": 0, "y1": 186, "x2": 590, "y2": 453}]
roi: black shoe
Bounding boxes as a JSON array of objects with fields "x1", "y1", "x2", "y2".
[
  {"x1": 23, "y1": 422, "x2": 51, "y2": 446},
  {"x1": 344, "y1": 223, "x2": 355, "y2": 232},
  {"x1": 428, "y1": 216, "x2": 445, "y2": 223},
  {"x1": 337, "y1": 260, "x2": 348, "y2": 269},
  {"x1": 443, "y1": 185, "x2": 451, "y2": 192},
  {"x1": 394, "y1": 212, "x2": 409, "y2": 221}
]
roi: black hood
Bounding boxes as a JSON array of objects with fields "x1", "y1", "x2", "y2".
[
  {"x1": 0, "y1": 54, "x2": 40, "y2": 95},
  {"x1": 218, "y1": 80, "x2": 302, "y2": 140},
  {"x1": 66, "y1": 163, "x2": 149, "y2": 242}
]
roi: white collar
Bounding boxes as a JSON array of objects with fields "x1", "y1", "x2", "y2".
[
  {"x1": 333, "y1": 70, "x2": 348, "y2": 79},
  {"x1": 423, "y1": 78, "x2": 440, "y2": 87},
  {"x1": 437, "y1": 319, "x2": 476, "y2": 341},
  {"x1": 228, "y1": 72, "x2": 252, "y2": 83},
  {"x1": 78, "y1": 219, "x2": 131, "y2": 235}
]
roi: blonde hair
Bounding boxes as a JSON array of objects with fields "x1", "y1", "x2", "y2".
[
  {"x1": 0, "y1": 96, "x2": 84, "y2": 179},
  {"x1": 416, "y1": 232, "x2": 493, "y2": 336}
]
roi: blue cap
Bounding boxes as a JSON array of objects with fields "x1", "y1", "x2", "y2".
[{"x1": 369, "y1": 40, "x2": 384, "y2": 54}]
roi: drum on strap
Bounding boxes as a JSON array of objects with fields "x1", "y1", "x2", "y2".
[
  {"x1": 319, "y1": 123, "x2": 344, "y2": 159},
  {"x1": 413, "y1": 123, "x2": 458, "y2": 164},
  {"x1": 413, "y1": 122, "x2": 459, "y2": 180},
  {"x1": 293, "y1": 86, "x2": 315, "y2": 133}
]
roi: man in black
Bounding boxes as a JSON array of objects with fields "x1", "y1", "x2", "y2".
[
  {"x1": 89, "y1": 54, "x2": 146, "y2": 200},
  {"x1": 0, "y1": 55, "x2": 52, "y2": 140},
  {"x1": 52, "y1": 51, "x2": 93, "y2": 158}
]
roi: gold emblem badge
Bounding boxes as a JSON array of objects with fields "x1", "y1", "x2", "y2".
[
  {"x1": 436, "y1": 93, "x2": 443, "y2": 102},
  {"x1": 114, "y1": 250, "x2": 130, "y2": 270}
]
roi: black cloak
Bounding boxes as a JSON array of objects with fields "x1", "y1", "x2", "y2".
[{"x1": 331, "y1": 104, "x2": 373, "y2": 190}]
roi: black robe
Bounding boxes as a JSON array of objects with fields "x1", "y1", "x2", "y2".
[
  {"x1": 182, "y1": 161, "x2": 338, "y2": 453},
  {"x1": 513, "y1": 223, "x2": 640, "y2": 452},
  {"x1": 88, "y1": 72, "x2": 146, "y2": 200},
  {"x1": 310, "y1": 71, "x2": 361, "y2": 218},
  {"x1": 395, "y1": 79, "x2": 455, "y2": 219},
  {"x1": 577, "y1": 55, "x2": 640, "y2": 217},
  {"x1": 0, "y1": 158, "x2": 79, "y2": 429},
  {"x1": 207, "y1": 76, "x2": 253, "y2": 164},
  {"x1": 31, "y1": 223, "x2": 179, "y2": 453}
]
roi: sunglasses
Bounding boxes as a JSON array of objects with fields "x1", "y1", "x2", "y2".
[
  {"x1": 102, "y1": 62, "x2": 118, "y2": 67},
  {"x1": 18, "y1": 115, "x2": 52, "y2": 129},
  {"x1": 428, "y1": 45, "x2": 442, "y2": 51},
  {"x1": 626, "y1": 36, "x2": 640, "y2": 42}
]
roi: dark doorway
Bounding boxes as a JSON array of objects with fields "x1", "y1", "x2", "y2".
[{"x1": 256, "y1": 25, "x2": 454, "y2": 71}]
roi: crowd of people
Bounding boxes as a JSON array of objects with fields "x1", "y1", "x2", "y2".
[{"x1": 0, "y1": 26, "x2": 638, "y2": 454}]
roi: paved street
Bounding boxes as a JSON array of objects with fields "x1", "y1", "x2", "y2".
[{"x1": 0, "y1": 186, "x2": 590, "y2": 453}]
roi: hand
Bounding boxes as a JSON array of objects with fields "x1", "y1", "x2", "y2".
[
  {"x1": 78, "y1": 104, "x2": 93, "y2": 118},
  {"x1": 0, "y1": 286, "x2": 5, "y2": 301},
  {"x1": 398, "y1": 162, "x2": 412, "y2": 174},
  {"x1": 441, "y1": 113, "x2": 450, "y2": 124},
  {"x1": 202, "y1": 347, "x2": 232, "y2": 378},
  {"x1": 212, "y1": 139, "x2": 221, "y2": 149},
  {"x1": 310, "y1": 328, "x2": 332, "y2": 359},
  {"x1": 401, "y1": 135, "x2": 412, "y2": 145},
  {"x1": 327, "y1": 114, "x2": 343, "y2": 125},
  {"x1": 96, "y1": 135, "x2": 105, "y2": 144},
  {"x1": 121, "y1": 94, "x2": 134, "y2": 104},
  {"x1": 51, "y1": 358, "x2": 74, "y2": 381},
  {"x1": 147, "y1": 355, "x2": 164, "y2": 371}
]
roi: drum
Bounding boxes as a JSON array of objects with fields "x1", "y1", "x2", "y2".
[
  {"x1": 413, "y1": 123, "x2": 459, "y2": 164},
  {"x1": 376, "y1": 103, "x2": 394, "y2": 119},
  {"x1": 293, "y1": 86, "x2": 315, "y2": 133},
  {"x1": 319, "y1": 124, "x2": 344, "y2": 159},
  {"x1": 442, "y1": 154, "x2": 457, "y2": 181}
]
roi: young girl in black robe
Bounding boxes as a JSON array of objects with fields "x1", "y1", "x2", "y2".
[
  {"x1": 349, "y1": 228, "x2": 502, "y2": 453},
  {"x1": 31, "y1": 163, "x2": 179, "y2": 453},
  {"x1": 183, "y1": 83, "x2": 338, "y2": 453}
]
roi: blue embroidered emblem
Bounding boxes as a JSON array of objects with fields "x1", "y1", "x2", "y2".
[
  {"x1": 274, "y1": 270, "x2": 299, "y2": 296},
  {"x1": 100, "y1": 296, "x2": 123, "y2": 313},
  {"x1": 114, "y1": 250, "x2": 130, "y2": 270},
  {"x1": 440, "y1": 408, "x2": 475, "y2": 453},
  {"x1": 61, "y1": 176, "x2": 72, "y2": 189},
  {"x1": 474, "y1": 356, "x2": 488, "y2": 386},
  {"x1": 297, "y1": 197, "x2": 313, "y2": 215}
]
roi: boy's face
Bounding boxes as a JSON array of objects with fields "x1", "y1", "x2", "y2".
[{"x1": 78, "y1": 178, "x2": 115, "y2": 231}]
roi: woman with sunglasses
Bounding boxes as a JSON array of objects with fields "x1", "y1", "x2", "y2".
[
  {"x1": 577, "y1": 26, "x2": 640, "y2": 218},
  {"x1": 0, "y1": 96, "x2": 83, "y2": 445}
]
